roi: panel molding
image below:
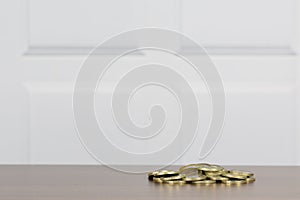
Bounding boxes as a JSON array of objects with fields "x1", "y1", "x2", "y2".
[
  {"x1": 24, "y1": 46, "x2": 296, "y2": 56},
  {"x1": 23, "y1": 0, "x2": 298, "y2": 56}
]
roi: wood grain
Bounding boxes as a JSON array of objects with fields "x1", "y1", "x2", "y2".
[{"x1": 0, "y1": 166, "x2": 299, "y2": 200}]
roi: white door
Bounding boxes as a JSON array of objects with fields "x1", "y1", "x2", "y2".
[{"x1": 0, "y1": 0, "x2": 299, "y2": 165}]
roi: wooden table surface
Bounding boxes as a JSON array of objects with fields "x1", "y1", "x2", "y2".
[{"x1": 0, "y1": 165, "x2": 299, "y2": 200}]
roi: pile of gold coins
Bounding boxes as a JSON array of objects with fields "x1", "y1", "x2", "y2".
[{"x1": 148, "y1": 163, "x2": 255, "y2": 185}]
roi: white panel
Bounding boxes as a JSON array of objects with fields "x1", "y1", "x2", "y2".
[
  {"x1": 184, "y1": 56, "x2": 298, "y2": 165},
  {"x1": 182, "y1": 0, "x2": 295, "y2": 47},
  {"x1": 27, "y1": 0, "x2": 296, "y2": 55},
  {"x1": 25, "y1": 84, "x2": 97, "y2": 164},
  {"x1": 28, "y1": 0, "x2": 178, "y2": 47},
  {"x1": 24, "y1": 56, "x2": 298, "y2": 165}
]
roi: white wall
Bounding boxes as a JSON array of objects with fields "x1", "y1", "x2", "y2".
[{"x1": 0, "y1": 0, "x2": 299, "y2": 165}]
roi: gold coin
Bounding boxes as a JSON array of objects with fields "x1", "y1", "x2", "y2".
[
  {"x1": 148, "y1": 170, "x2": 165, "y2": 177},
  {"x1": 208, "y1": 176, "x2": 229, "y2": 181},
  {"x1": 164, "y1": 180, "x2": 186, "y2": 185},
  {"x1": 222, "y1": 172, "x2": 247, "y2": 180},
  {"x1": 161, "y1": 174, "x2": 185, "y2": 181},
  {"x1": 196, "y1": 163, "x2": 211, "y2": 169},
  {"x1": 184, "y1": 174, "x2": 207, "y2": 182},
  {"x1": 205, "y1": 170, "x2": 228, "y2": 177},
  {"x1": 191, "y1": 179, "x2": 216, "y2": 185},
  {"x1": 230, "y1": 170, "x2": 254, "y2": 177},
  {"x1": 155, "y1": 170, "x2": 179, "y2": 177},
  {"x1": 148, "y1": 171, "x2": 159, "y2": 180},
  {"x1": 179, "y1": 163, "x2": 206, "y2": 172},
  {"x1": 153, "y1": 177, "x2": 164, "y2": 183},
  {"x1": 222, "y1": 179, "x2": 247, "y2": 185},
  {"x1": 246, "y1": 177, "x2": 256, "y2": 183},
  {"x1": 148, "y1": 170, "x2": 179, "y2": 180},
  {"x1": 199, "y1": 164, "x2": 224, "y2": 172},
  {"x1": 180, "y1": 167, "x2": 199, "y2": 176}
]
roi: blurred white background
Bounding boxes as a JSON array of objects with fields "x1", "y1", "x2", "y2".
[{"x1": 0, "y1": 0, "x2": 299, "y2": 165}]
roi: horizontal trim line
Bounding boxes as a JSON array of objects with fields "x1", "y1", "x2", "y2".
[{"x1": 24, "y1": 46, "x2": 296, "y2": 56}]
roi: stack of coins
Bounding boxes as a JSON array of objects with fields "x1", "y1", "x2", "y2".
[{"x1": 148, "y1": 163, "x2": 255, "y2": 185}]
